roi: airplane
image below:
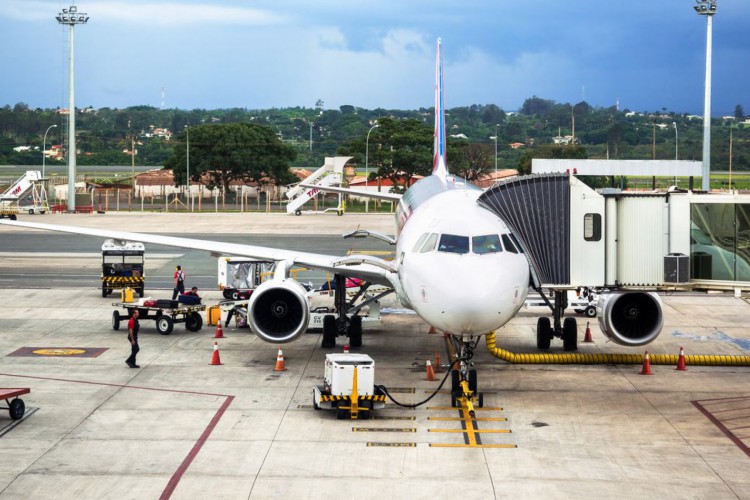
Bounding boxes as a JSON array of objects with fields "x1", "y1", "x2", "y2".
[{"x1": 0, "y1": 38, "x2": 664, "y2": 409}]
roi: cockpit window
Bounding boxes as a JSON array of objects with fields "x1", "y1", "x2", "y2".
[
  {"x1": 413, "y1": 233, "x2": 430, "y2": 252},
  {"x1": 438, "y1": 234, "x2": 470, "y2": 254},
  {"x1": 420, "y1": 233, "x2": 439, "y2": 253},
  {"x1": 472, "y1": 234, "x2": 503, "y2": 254},
  {"x1": 510, "y1": 233, "x2": 525, "y2": 254},
  {"x1": 501, "y1": 234, "x2": 519, "y2": 254}
]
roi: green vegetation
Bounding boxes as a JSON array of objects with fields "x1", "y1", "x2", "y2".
[{"x1": 1, "y1": 98, "x2": 747, "y2": 178}]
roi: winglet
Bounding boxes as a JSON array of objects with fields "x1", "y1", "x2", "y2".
[{"x1": 433, "y1": 38, "x2": 448, "y2": 180}]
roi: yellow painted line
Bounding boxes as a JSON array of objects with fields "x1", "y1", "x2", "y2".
[
  {"x1": 352, "y1": 428, "x2": 416, "y2": 433},
  {"x1": 428, "y1": 429, "x2": 511, "y2": 434},
  {"x1": 366, "y1": 442, "x2": 416, "y2": 447},
  {"x1": 427, "y1": 406, "x2": 503, "y2": 411},
  {"x1": 430, "y1": 444, "x2": 517, "y2": 449},
  {"x1": 428, "y1": 417, "x2": 507, "y2": 422}
]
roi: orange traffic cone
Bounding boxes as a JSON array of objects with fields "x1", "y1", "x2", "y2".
[
  {"x1": 428, "y1": 326, "x2": 437, "y2": 334},
  {"x1": 274, "y1": 347, "x2": 287, "y2": 371},
  {"x1": 434, "y1": 352, "x2": 442, "y2": 373},
  {"x1": 640, "y1": 351, "x2": 653, "y2": 375},
  {"x1": 210, "y1": 341, "x2": 222, "y2": 365},
  {"x1": 213, "y1": 322, "x2": 225, "y2": 339},
  {"x1": 582, "y1": 321, "x2": 594, "y2": 343},
  {"x1": 425, "y1": 359, "x2": 436, "y2": 381},
  {"x1": 676, "y1": 347, "x2": 687, "y2": 371}
]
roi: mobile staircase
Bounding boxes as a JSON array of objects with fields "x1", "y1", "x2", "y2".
[
  {"x1": 0, "y1": 170, "x2": 47, "y2": 219},
  {"x1": 285, "y1": 156, "x2": 352, "y2": 215}
]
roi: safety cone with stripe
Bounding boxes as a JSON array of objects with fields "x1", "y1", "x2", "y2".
[
  {"x1": 640, "y1": 351, "x2": 653, "y2": 375},
  {"x1": 582, "y1": 321, "x2": 594, "y2": 343},
  {"x1": 425, "y1": 359, "x2": 436, "y2": 381},
  {"x1": 210, "y1": 341, "x2": 222, "y2": 366},
  {"x1": 676, "y1": 347, "x2": 687, "y2": 371},
  {"x1": 274, "y1": 347, "x2": 287, "y2": 371},
  {"x1": 213, "y1": 321, "x2": 225, "y2": 339}
]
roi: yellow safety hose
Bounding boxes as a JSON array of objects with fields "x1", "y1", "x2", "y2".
[{"x1": 485, "y1": 332, "x2": 750, "y2": 366}]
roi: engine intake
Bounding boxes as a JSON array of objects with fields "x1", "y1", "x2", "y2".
[
  {"x1": 248, "y1": 279, "x2": 310, "y2": 343},
  {"x1": 597, "y1": 292, "x2": 663, "y2": 346}
]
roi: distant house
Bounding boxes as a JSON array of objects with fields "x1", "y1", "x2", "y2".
[
  {"x1": 552, "y1": 135, "x2": 577, "y2": 145},
  {"x1": 13, "y1": 146, "x2": 31, "y2": 153},
  {"x1": 450, "y1": 133, "x2": 468, "y2": 139},
  {"x1": 509, "y1": 142, "x2": 525, "y2": 149}
]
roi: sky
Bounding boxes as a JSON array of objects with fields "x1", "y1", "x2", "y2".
[{"x1": 1, "y1": 0, "x2": 749, "y2": 116}]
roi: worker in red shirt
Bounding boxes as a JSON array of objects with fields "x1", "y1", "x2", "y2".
[
  {"x1": 172, "y1": 265, "x2": 185, "y2": 300},
  {"x1": 126, "y1": 309, "x2": 140, "y2": 368}
]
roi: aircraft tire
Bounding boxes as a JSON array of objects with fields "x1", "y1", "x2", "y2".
[
  {"x1": 348, "y1": 316, "x2": 363, "y2": 348},
  {"x1": 451, "y1": 369, "x2": 460, "y2": 393},
  {"x1": 468, "y1": 369, "x2": 478, "y2": 394},
  {"x1": 563, "y1": 317, "x2": 578, "y2": 351},
  {"x1": 536, "y1": 317, "x2": 552, "y2": 350},
  {"x1": 321, "y1": 315, "x2": 336, "y2": 348}
]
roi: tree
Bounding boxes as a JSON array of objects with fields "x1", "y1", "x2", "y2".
[
  {"x1": 164, "y1": 123, "x2": 297, "y2": 193},
  {"x1": 337, "y1": 117, "x2": 432, "y2": 193},
  {"x1": 736, "y1": 104, "x2": 745, "y2": 120},
  {"x1": 448, "y1": 141, "x2": 494, "y2": 181}
]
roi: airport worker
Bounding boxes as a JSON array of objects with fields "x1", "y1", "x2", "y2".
[
  {"x1": 125, "y1": 309, "x2": 140, "y2": 369},
  {"x1": 184, "y1": 286, "x2": 200, "y2": 297},
  {"x1": 172, "y1": 265, "x2": 186, "y2": 300}
]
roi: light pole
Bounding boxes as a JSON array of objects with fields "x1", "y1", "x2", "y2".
[
  {"x1": 695, "y1": 0, "x2": 717, "y2": 191},
  {"x1": 309, "y1": 121, "x2": 313, "y2": 152},
  {"x1": 494, "y1": 124, "x2": 499, "y2": 174},
  {"x1": 42, "y1": 124, "x2": 57, "y2": 178},
  {"x1": 673, "y1": 122, "x2": 678, "y2": 160},
  {"x1": 365, "y1": 123, "x2": 379, "y2": 213},
  {"x1": 56, "y1": 5, "x2": 89, "y2": 212},
  {"x1": 184, "y1": 125, "x2": 191, "y2": 211}
]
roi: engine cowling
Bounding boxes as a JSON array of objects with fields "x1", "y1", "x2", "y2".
[
  {"x1": 247, "y1": 279, "x2": 310, "y2": 344},
  {"x1": 597, "y1": 292, "x2": 663, "y2": 346}
]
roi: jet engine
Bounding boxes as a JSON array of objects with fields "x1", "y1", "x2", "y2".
[
  {"x1": 596, "y1": 292, "x2": 663, "y2": 346},
  {"x1": 247, "y1": 279, "x2": 310, "y2": 344}
]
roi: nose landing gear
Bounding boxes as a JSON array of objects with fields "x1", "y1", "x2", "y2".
[{"x1": 448, "y1": 336, "x2": 484, "y2": 415}]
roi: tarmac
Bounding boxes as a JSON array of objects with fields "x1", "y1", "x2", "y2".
[{"x1": 0, "y1": 212, "x2": 749, "y2": 499}]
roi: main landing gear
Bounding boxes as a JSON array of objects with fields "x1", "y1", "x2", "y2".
[
  {"x1": 448, "y1": 336, "x2": 484, "y2": 415},
  {"x1": 321, "y1": 274, "x2": 391, "y2": 350},
  {"x1": 535, "y1": 289, "x2": 578, "y2": 351}
]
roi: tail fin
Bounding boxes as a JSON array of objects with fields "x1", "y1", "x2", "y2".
[{"x1": 433, "y1": 38, "x2": 448, "y2": 179}]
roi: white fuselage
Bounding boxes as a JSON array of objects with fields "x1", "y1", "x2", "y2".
[{"x1": 394, "y1": 185, "x2": 530, "y2": 337}]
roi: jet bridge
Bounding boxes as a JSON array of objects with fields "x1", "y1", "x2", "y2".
[{"x1": 478, "y1": 174, "x2": 750, "y2": 294}]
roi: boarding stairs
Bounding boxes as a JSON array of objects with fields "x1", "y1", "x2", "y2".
[
  {"x1": 1, "y1": 170, "x2": 47, "y2": 216},
  {"x1": 285, "y1": 156, "x2": 352, "y2": 214}
]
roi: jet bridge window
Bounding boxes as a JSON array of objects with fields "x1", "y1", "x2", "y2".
[
  {"x1": 438, "y1": 234, "x2": 470, "y2": 254},
  {"x1": 472, "y1": 234, "x2": 503, "y2": 254},
  {"x1": 584, "y1": 213, "x2": 602, "y2": 241},
  {"x1": 419, "y1": 233, "x2": 439, "y2": 253}
]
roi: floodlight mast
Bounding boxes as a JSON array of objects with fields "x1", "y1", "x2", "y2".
[
  {"x1": 56, "y1": 5, "x2": 89, "y2": 212},
  {"x1": 694, "y1": 0, "x2": 716, "y2": 191}
]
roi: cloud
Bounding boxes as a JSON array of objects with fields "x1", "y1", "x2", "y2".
[{"x1": 1, "y1": 1, "x2": 286, "y2": 26}]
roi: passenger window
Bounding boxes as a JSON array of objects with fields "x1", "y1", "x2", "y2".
[
  {"x1": 438, "y1": 234, "x2": 470, "y2": 254},
  {"x1": 472, "y1": 234, "x2": 502, "y2": 254},
  {"x1": 502, "y1": 234, "x2": 518, "y2": 254},
  {"x1": 412, "y1": 233, "x2": 430, "y2": 252},
  {"x1": 584, "y1": 213, "x2": 602, "y2": 241},
  {"x1": 420, "y1": 233, "x2": 439, "y2": 253}
]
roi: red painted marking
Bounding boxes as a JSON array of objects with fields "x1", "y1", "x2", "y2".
[
  {"x1": 0, "y1": 372, "x2": 234, "y2": 498},
  {"x1": 692, "y1": 400, "x2": 750, "y2": 459}
]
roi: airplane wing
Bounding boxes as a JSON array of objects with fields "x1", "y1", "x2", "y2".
[
  {"x1": 299, "y1": 183, "x2": 402, "y2": 201},
  {"x1": 0, "y1": 220, "x2": 398, "y2": 287}
]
